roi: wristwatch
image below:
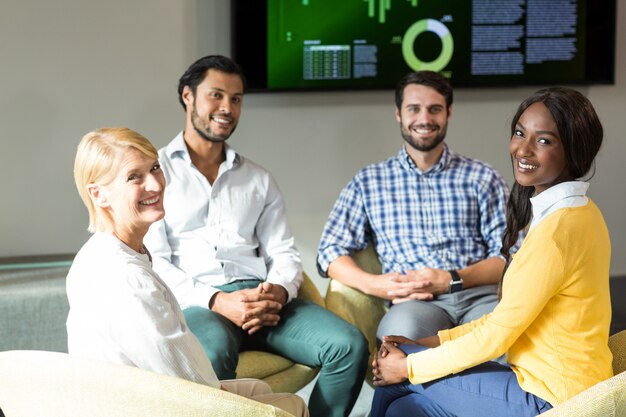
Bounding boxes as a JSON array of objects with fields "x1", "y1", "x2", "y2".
[{"x1": 448, "y1": 270, "x2": 463, "y2": 293}]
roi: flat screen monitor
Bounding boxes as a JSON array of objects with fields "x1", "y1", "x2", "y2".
[{"x1": 231, "y1": 0, "x2": 616, "y2": 92}]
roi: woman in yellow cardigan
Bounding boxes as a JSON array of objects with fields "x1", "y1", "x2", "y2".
[{"x1": 370, "y1": 87, "x2": 612, "y2": 417}]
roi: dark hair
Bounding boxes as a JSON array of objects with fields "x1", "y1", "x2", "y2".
[
  {"x1": 177, "y1": 55, "x2": 246, "y2": 111},
  {"x1": 395, "y1": 71, "x2": 453, "y2": 110},
  {"x1": 500, "y1": 87, "x2": 604, "y2": 265}
]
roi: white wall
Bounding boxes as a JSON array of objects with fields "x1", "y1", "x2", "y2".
[{"x1": 1, "y1": 1, "x2": 624, "y2": 290}]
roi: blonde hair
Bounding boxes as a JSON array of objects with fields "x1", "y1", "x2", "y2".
[{"x1": 74, "y1": 127, "x2": 158, "y2": 233}]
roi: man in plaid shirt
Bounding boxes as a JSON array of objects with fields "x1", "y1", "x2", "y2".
[{"x1": 317, "y1": 71, "x2": 509, "y2": 343}]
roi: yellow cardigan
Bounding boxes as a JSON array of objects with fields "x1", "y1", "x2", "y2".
[{"x1": 407, "y1": 201, "x2": 612, "y2": 406}]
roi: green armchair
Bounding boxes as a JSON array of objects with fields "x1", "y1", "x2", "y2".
[
  {"x1": 0, "y1": 349, "x2": 295, "y2": 417},
  {"x1": 236, "y1": 272, "x2": 324, "y2": 393},
  {"x1": 324, "y1": 246, "x2": 386, "y2": 385}
]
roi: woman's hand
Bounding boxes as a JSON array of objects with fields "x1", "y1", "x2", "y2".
[
  {"x1": 381, "y1": 335, "x2": 418, "y2": 351},
  {"x1": 372, "y1": 341, "x2": 409, "y2": 386},
  {"x1": 383, "y1": 334, "x2": 440, "y2": 349}
]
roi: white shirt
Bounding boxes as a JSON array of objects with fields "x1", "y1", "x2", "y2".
[
  {"x1": 144, "y1": 132, "x2": 303, "y2": 309},
  {"x1": 529, "y1": 181, "x2": 589, "y2": 231},
  {"x1": 66, "y1": 232, "x2": 220, "y2": 388}
]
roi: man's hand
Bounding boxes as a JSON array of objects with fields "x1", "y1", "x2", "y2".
[
  {"x1": 372, "y1": 341, "x2": 409, "y2": 386},
  {"x1": 363, "y1": 272, "x2": 418, "y2": 301},
  {"x1": 326, "y1": 256, "x2": 452, "y2": 303},
  {"x1": 210, "y1": 282, "x2": 287, "y2": 335},
  {"x1": 328, "y1": 256, "x2": 413, "y2": 301},
  {"x1": 387, "y1": 267, "x2": 452, "y2": 303},
  {"x1": 242, "y1": 282, "x2": 288, "y2": 334}
]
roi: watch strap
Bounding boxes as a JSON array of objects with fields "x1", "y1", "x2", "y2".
[{"x1": 448, "y1": 270, "x2": 463, "y2": 293}]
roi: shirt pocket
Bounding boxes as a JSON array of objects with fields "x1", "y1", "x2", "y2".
[{"x1": 215, "y1": 189, "x2": 265, "y2": 242}]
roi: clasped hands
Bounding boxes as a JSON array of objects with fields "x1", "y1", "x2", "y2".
[
  {"x1": 372, "y1": 335, "x2": 416, "y2": 386},
  {"x1": 210, "y1": 282, "x2": 288, "y2": 335},
  {"x1": 371, "y1": 267, "x2": 451, "y2": 303}
]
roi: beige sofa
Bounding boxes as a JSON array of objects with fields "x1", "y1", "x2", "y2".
[
  {"x1": 0, "y1": 349, "x2": 295, "y2": 417},
  {"x1": 0, "y1": 263, "x2": 322, "y2": 395}
]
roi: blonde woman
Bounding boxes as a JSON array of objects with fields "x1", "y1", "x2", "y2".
[{"x1": 67, "y1": 127, "x2": 308, "y2": 417}]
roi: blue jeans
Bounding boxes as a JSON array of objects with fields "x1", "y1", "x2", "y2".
[
  {"x1": 184, "y1": 280, "x2": 369, "y2": 417},
  {"x1": 371, "y1": 345, "x2": 552, "y2": 417}
]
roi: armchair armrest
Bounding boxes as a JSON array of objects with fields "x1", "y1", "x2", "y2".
[
  {"x1": 324, "y1": 245, "x2": 387, "y2": 385},
  {"x1": 325, "y1": 279, "x2": 386, "y2": 385},
  {"x1": 297, "y1": 272, "x2": 325, "y2": 307},
  {"x1": 609, "y1": 329, "x2": 626, "y2": 375},
  {"x1": 0, "y1": 350, "x2": 293, "y2": 417},
  {"x1": 539, "y1": 330, "x2": 626, "y2": 416},
  {"x1": 539, "y1": 371, "x2": 626, "y2": 417},
  {"x1": 325, "y1": 279, "x2": 386, "y2": 348}
]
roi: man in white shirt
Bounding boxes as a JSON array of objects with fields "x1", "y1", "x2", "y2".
[{"x1": 145, "y1": 55, "x2": 368, "y2": 417}]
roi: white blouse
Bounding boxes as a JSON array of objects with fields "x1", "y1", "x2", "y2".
[{"x1": 66, "y1": 232, "x2": 219, "y2": 388}]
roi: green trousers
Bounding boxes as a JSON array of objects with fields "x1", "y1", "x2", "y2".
[{"x1": 184, "y1": 280, "x2": 369, "y2": 417}]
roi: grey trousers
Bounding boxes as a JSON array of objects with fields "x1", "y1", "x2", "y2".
[{"x1": 376, "y1": 284, "x2": 499, "y2": 342}]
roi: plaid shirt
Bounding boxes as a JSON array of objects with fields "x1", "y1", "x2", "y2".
[{"x1": 317, "y1": 145, "x2": 508, "y2": 276}]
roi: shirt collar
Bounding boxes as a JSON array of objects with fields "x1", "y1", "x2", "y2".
[
  {"x1": 165, "y1": 131, "x2": 187, "y2": 159},
  {"x1": 530, "y1": 181, "x2": 589, "y2": 219},
  {"x1": 397, "y1": 143, "x2": 452, "y2": 174},
  {"x1": 166, "y1": 131, "x2": 240, "y2": 168}
]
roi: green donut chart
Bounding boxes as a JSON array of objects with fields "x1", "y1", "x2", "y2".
[{"x1": 402, "y1": 19, "x2": 454, "y2": 72}]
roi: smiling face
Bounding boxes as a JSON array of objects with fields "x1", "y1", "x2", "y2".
[
  {"x1": 184, "y1": 69, "x2": 244, "y2": 143},
  {"x1": 90, "y1": 148, "x2": 165, "y2": 244},
  {"x1": 510, "y1": 102, "x2": 571, "y2": 194},
  {"x1": 396, "y1": 84, "x2": 450, "y2": 154}
]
